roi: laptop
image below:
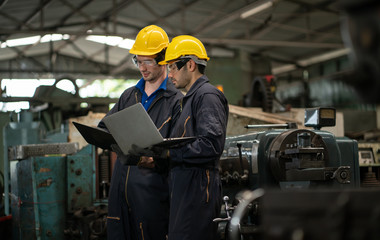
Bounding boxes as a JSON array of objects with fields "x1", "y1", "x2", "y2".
[
  {"x1": 102, "y1": 103, "x2": 195, "y2": 155},
  {"x1": 73, "y1": 121, "x2": 116, "y2": 150}
]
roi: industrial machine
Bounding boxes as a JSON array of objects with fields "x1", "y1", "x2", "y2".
[
  {"x1": 3, "y1": 106, "x2": 378, "y2": 240},
  {"x1": 216, "y1": 107, "x2": 367, "y2": 239},
  {"x1": 2, "y1": 110, "x2": 111, "y2": 240},
  {"x1": 242, "y1": 75, "x2": 286, "y2": 113}
]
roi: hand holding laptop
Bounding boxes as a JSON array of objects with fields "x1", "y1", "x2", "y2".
[
  {"x1": 103, "y1": 103, "x2": 196, "y2": 155},
  {"x1": 129, "y1": 144, "x2": 169, "y2": 159},
  {"x1": 112, "y1": 143, "x2": 168, "y2": 169},
  {"x1": 110, "y1": 144, "x2": 140, "y2": 165}
]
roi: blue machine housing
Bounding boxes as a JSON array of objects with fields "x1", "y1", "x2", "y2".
[
  {"x1": 10, "y1": 155, "x2": 67, "y2": 239},
  {"x1": 3, "y1": 110, "x2": 107, "y2": 240}
]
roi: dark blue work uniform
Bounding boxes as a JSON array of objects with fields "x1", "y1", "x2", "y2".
[
  {"x1": 98, "y1": 78, "x2": 183, "y2": 240},
  {"x1": 168, "y1": 76, "x2": 229, "y2": 240}
]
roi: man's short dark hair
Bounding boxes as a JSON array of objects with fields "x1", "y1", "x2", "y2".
[
  {"x1": 155, "y1": 49, "x2": 166, "y2": 63},
  {"x1": 183, "y1": 61, "x2": 206, "y2": 74},
  {"x1": 198, "y1": 64, "x2": 206, "y2": 74}
]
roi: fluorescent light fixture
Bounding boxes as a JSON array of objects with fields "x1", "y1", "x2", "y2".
[
  {"x1": 86, "y1": 35, "x2": 123, "y2": 46},
  {"x1": 86, "y1": 35, "x2": 135, "y2": 50},
  {"x1": 40, "y1": 34, "x2": 70, "y2": 42},
  {"x1": 272, "y1": 48, "x2": 351, "y2": 75},
  {"x1": 241, "y1": 0, "x2": 275, "y2": 19},
  {"x1": 1, "y1": 34, "x2": 70, "y2": 48},
  {"x1": 5, "y1": 36, "x2": 41, "y2": 47},
  {"x1": 298, "y1": 48, "x2": 351, "y2": 66},
  {"x1": 272, "y1": 64, "x2": 297, "y2": 75},
  {"x1": 118, "y1": 38, "x2": 135, "y2": 50}
]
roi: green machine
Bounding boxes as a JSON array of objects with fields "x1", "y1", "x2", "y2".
[
  {"x1": 217, "y1": 108, "x2": 362, "y2": 239},
  {"x1": 3, "y1": 110, "x2": 108, "y2": 240}
]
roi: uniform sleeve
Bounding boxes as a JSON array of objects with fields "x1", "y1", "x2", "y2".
[
  {"x1": 170, "y1": 93, "x2": 228, "y2": 164},
  {"x1": 97, "y1": 102, "x2": 120, "y2": 130}
]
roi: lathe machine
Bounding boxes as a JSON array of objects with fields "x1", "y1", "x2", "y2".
[{"x1": 216, "y1": 107, "x2": 377, "y2": 240}]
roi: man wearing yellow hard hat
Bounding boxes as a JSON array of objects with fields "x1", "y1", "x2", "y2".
[
  {"x1": 98, "y1": 25, "x2": 182, "y2": 240},
  {"x1": 159, "y1": 35, "x2": 229, "y2": 240}
]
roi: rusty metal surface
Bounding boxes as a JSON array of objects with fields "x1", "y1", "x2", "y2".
[{"x1": 8, "y1": 142, "x2": 79, "y2": 160}]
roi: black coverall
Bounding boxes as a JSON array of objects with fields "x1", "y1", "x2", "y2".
[
  {"x1": 98, "y1": 78, "x2": 183, "y2": 240},
  {"x1": 168, "y1": 76, "x2": 229, "y2": 240}
]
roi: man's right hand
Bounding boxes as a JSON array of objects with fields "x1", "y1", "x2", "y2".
[
  {"x1": 138, "y1": 156, "x2": 155, "y2": 168},
  {"x1": 111, "y1": 144, "x2": 141, "y2": 165},
  {"x1": 128, "y1": 144, "x2": 155, "y2": 157}
]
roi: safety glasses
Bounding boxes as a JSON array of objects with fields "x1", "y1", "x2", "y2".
[
  {"x1": 167, "y1": 58, "x2": 190, "y2": 73},
  {"x1": 132, "y1": 55, "x2": 157, "y2": 67}
]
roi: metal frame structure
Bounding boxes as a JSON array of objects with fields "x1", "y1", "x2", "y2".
[{"x1": 0, "y1": 0, "x2": 346, "y2": 81}]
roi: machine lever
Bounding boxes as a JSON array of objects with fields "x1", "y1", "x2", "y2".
[
  {"x1": 236, "y1": 143, "x2": 244, "y2": 176},
  {"x1": 213, "y1": 196, "x2": 233, "y2": 223}
]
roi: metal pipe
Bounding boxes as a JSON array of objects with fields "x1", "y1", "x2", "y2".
[{"x1": 229, "y1": 189, "x2": 265, "y2": 240}]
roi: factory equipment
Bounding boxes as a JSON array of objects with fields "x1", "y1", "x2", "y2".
[
  {"x1": 2, "y1": 110, "x2": 110, "y2": 240},
  {"x1": 242, "y1": 75, "x2": 286, "y2": 113},
  {"x1": 227, "y1": 188, "x2": 380, "y2": 240},
  {"x1": 217, "y1": 107, "x2": 362, "y2": 239},
  {"x1": 247, "y1": 76, "x2": 276, "y2": 112}
]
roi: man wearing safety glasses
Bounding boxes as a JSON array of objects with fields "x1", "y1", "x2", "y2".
[
  {"x1": 159, "y1": 35, "x2": 229, "y2": 240},
  {"x1": 98, "y1": 25, "x2": 182, "y2": 240}
]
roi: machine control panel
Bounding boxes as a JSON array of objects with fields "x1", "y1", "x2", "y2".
[{"x1": 304, "y1": 107, "x2": 336, "y2": 129}]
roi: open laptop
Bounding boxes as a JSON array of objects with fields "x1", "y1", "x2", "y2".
[
  {"x1": 73, "y1": 121, "x2": 116, "y2": 150},
  {"x1": 102, "y1": 103, "x2": 195, "y2": 155}
]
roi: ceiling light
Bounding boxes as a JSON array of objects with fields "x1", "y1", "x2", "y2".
[
  {"x1": 240, "y1": 0, "x2": 275, "y2": 19},
  {"x1": 1, "y1": 34, "x2": 70, "y2": 48},
  {"x1": 118, "y1": 39, "x2": 135, "y2": 50},
  {"x1": 86, "y1": 35, "x2": 123, "y2": 46},
  {"x1": 298, "y1": 48, "x2": 351, "y2": 66},
  {"x1": 40, "y1": 34, "x2": 67, "y2": 43},
  {"x1": 5, "y1": 36, "x2": 41, "y2": 47},
  {"x1": 272, "y1": 48, "x2": 351, "y2": 75},
  {"x1": 86, "y1": 35, "x2": 135, "y2": 50}
]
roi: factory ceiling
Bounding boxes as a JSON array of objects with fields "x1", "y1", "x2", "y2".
[{"x1": 0, "y1": 0, "x2": 348, "y2": 82}]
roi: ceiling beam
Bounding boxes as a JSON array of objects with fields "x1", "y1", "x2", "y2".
[
  {"x1": 0, "y1": 28, "x2": 135, "y2": 38},
  {"x1": 193, "y1": 0, "x2": 280, "y2": 36},
  {"x1": 9, "y1": 47, "x2": 49, "y2": 72},
  {"x1": 191, "y1": 0, "x2": 233, "y2": 35},
  {"x1": 0, "y1": 11, "x2": 33, "y2": 31},
  {"x1": 52, "y1": 0, "x2": 135, "y2": 71},
  {"x1": 110, "y1": 54, "x2": 135, "y2": 76},
  {"x1": 57, "y1": 0, "x2": 98, "y2": 29},
  {"x1": 200, "y1": 38, "x2": 343, "y2": 48},
  {"x1": 284, "y1": 0, "x2": 339, "y2": 15},
  {"x1": 137, "y1": 0, "x2": 179, "y2": 35},
  {"x1": 141, "y1": 0, "x2": 200, "y2": 36},
  {"x1": 20, "y1": 0, "x2": 54, "y2": 30},
  {"x1": 57, "y1": 0, "x2": 94, "y2": 27},
  {"x1": 272, "y1": 48, "x2": 350, "y2": 75}
]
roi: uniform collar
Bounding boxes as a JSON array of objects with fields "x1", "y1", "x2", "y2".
[
  {"x1": 135, "y1": 77, "x2": 168, "y2": 94},
  {"x1": 185, "y1": 75, "x2": 209, "y2": 97}
]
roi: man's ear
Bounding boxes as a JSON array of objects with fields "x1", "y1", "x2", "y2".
[{"x1": 188, "y1": 59, "x2": 197, "y2": 72}]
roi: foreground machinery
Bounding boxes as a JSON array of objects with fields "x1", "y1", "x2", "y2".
[
  {"x1": 2, "y1": 110, "x2": 110, "y2": 240},
  {"x1": 217, "y1": 107, "x2": 380, "y2": 240},
  {"x1": 3, "y1": 107, "x2": 380, "y2": 240}
]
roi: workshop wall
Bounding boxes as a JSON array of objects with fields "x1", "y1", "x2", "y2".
[
  {"x1": 206, "y1": 51, "x2": 251, "y2": 105},
  {"x1": 0, "y1": 112, "x2": 10, "y2": 179}
]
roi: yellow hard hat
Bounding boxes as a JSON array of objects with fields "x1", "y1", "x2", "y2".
[
  {"x1": 159, "y1": 35, "x2": 210, "y2": 65},
  {"x1": 129, "y1": 25, "x2": 169, "y2": 55}
]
